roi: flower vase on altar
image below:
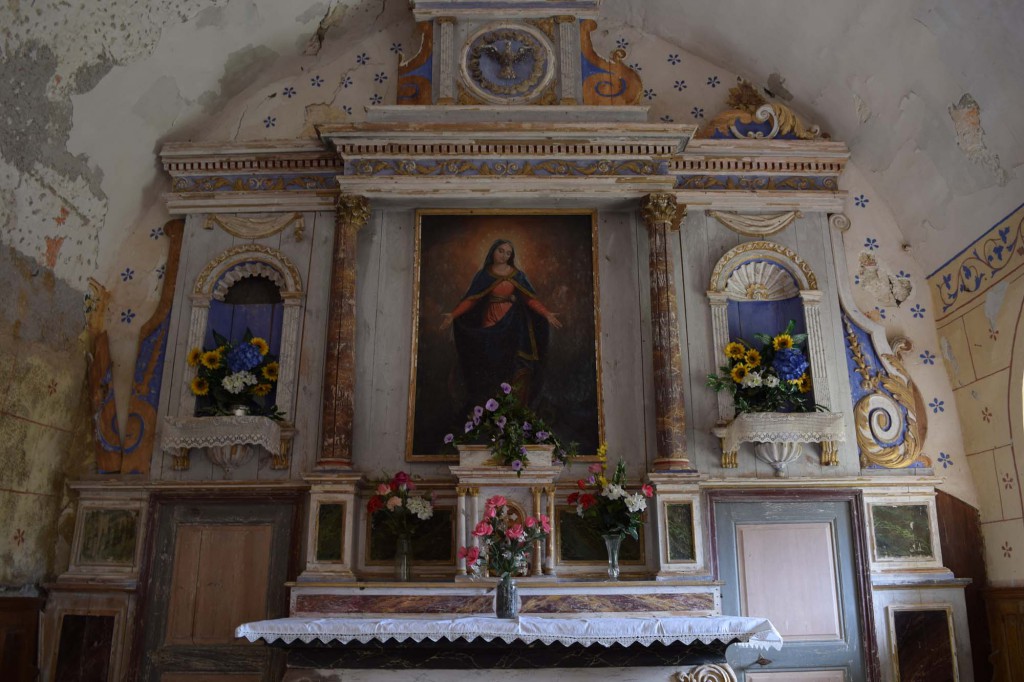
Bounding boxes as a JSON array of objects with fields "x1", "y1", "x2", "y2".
[
  {"x1": 495, "y1": 574, "x2": 520, "y2": 618},
  {"x1": 602, "y1": 533, "x2": 623, "y2": 581},
  {"x1": 366, "y1": 472, "x2": 433, "y2": 581}
]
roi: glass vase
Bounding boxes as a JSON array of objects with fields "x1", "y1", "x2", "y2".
[
  {"x1": 394, "y1": 534, "x2": 412, "y2": 582},
  {"x1": 603, "y1": 533, "x2": 623, "y2": 581},
  {"x1": 494, "y1": 574, "x2": 519, "y2": 618}
]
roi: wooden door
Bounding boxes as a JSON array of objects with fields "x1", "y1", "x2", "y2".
[
  {"x1": 136, "y1": 499, "x2": 297, "y2": 682},
  {"x1": 714, "y1": 497, "x2": 874, "y2": 681}
]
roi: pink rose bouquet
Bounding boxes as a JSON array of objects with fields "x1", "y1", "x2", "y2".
[
  {"x1": 366, "y1": 471, "x2": 434, "y2": 537},
  {"x1": 459, "y1": 495, "x2": 550, "y2": 578}
]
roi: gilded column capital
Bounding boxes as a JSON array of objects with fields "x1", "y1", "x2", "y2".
[
  {"x1": 554, "y1": 14, "x2": 577, "y2": 23},
  {"x1": 641, "y1": 193, "x2": 686, "y2": 232},
  {"x1": 337, "y1": 195, "x2": 370, "y2": 230},
  {"x1": 436, "y1": 15, "x2": 456, "y2": 24}
]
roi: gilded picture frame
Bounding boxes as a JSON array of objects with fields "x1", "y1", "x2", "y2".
[{"x1": 407, "y1": 210, "x2": 604, "y2": 460}]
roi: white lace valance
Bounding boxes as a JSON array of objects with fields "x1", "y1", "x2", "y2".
[
  {"x1": 714, "y1": 411, "x2": 845, "y2": 456},
  {"x1": 235, "y1": 614, "x2": 782, "y2": 651},
  {"x1": 161, "y1": 416, "x2": 281, "y2": 456}
]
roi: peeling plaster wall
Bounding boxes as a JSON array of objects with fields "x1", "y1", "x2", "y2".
[{"x1": 0, "y1": 0, "x2": 1017, "y2": 584}]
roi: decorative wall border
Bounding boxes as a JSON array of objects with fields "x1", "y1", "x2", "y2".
[{"x1": 928, "y1": 201, "x2": 1024, "y2": 320}]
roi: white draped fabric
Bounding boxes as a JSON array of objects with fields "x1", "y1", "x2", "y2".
[{"x1": 235, "y1": 614, "x2": 782, "y2": 650}]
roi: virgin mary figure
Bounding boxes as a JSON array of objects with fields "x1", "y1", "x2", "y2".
[{"x1": 440, "y1": 239, "x2": 562, "y2": 408}]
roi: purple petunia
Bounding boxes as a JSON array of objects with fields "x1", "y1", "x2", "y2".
[
  {"x1": 511, "y1": 459, "x2": 523, "y2": 471},
  {"x1": 473, "y1": 415, "x2": 480, "y2": 425},
  {"x1": 444, "y1": 433, "x2": 454, "y2": 444},
  {"x1": 520, "y1": 446, "x2": 528, "y2": 455},
  {"x1": 464, "y1": 421, "x2": 474, "y2": 433},
  {"x1": 536, "y1": 431, "x2": 549, "y2": 441},
  {"x1": 500, "y1": 382, "x2": 512, "y2": 394},
  {"x1": 496, "y1": 416, "x2": 507, "y2": 429},
  {"x1": 523, "y1": 422, "x2": 532, "y2": 432},
  {"x1": 485, "y1": 398, "x2": 499, "y2": 411},
  {"x1": 473, "y1": 405, "x2": 484, "y2": 418}
]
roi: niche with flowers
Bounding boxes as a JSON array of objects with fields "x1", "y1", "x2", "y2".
[{"x1": 707, "y1": 241, "x2": 844, "y2": 471}]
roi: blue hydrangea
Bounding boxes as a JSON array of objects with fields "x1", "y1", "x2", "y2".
[
  {"x1": 226, "y1": 343, "x2": 262, "y2": 373},
  {"x1": 772, "y1": 348, "x2": 809, "y2": 381}
]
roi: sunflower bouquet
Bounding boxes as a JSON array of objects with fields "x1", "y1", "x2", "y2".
[
  {"x1": 706, "y1": 320, "x2": 814, "y2": 413},
  {"x1": 187, "y1": 329, "x2": 284, "y2": 419}
]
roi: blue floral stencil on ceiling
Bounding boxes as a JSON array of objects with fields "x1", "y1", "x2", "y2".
[
  {"x1": 667, "y1": 53, "x2": 680, "y2": 65},
  {"x1": 854, "y1": 194, "x2": 869, "y2": 207},
  {"x1": 674, "y1": 80, "x2": 687, "y2": 90},
  {"x1": 283, "y1": 86, "x2": 295, "y2": 98},
  {"x1": 919, "y1": 350, "x2": 936, "y2": 365},
  {"x1": 929, "y1": 398, "x2": 944, "y2": 413},
  {"x1": 937, "y1": 452, "x2": 952, "y2": 468}
]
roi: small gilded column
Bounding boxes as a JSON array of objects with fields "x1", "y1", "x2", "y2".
[
  {"x1": 544, "y1": 485, "x2": 557, "y2": 575},
  {"x1": 319, "y1": 195, "x2": 370, "y2": 468},
  {"x1": 640, "y1": 193, "x2": 692, "y2": 471},
  {"x1": 530, "y1": 487, "x2": 543, "y2": 576},
  {"x1": 456, "y1": 486, "x2": 469, "y2": 575},
  {"x1": 469, "y1": 488, "x2": 480, "y2": 550}
]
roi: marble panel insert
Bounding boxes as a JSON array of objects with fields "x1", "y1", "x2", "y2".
[
  {"x1": 54, "y1": 614, "x2": 114, "y2": 682},
  {"x1": 316, "y1": 503, "x2": 344, "y2": 562},
  {"x1": 293, "y1": 592, "x2": 716, "y2": 616},
  {"x1": 892, "y1": 608, "x2": 958, "y2": 681},
  {"x1": 872, "y1": 504, "x2": 933, "y2": 559},
  {"x1": 666, "y1": 502, "x2": 696, "y2": 562},
  {"x1": 79, "y1": 509, "x2": 138, "y2": 565}
]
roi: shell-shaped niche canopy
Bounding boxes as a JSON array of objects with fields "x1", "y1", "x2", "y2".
[{"x1": 724, "y1": 261, "x2": 799, "y2": 301}]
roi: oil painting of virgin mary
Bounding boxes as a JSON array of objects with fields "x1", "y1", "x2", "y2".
[{"x1": 408, "y1": 212, "x2": 602, "y2": 460}]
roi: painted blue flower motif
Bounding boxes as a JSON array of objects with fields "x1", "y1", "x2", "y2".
[
  {"x1": 121, "y1": 267, "x2": 134, "y2": 282},
  {"x1": 282, "y1": 86, "x2": 296, "y2": 98},
  {"x1": 643, "y1": 88, "x2": 656, "y2": 100},
  {"x1": 691, "y1": 106, "x2": 704, "y2": 119},
  {"x1": 854, "y1": 194, "x2": 869, "y2": 207},
  {"x1": 616, "y1": 37, "x2": 629, "y2": 49},
  {"x1": 854, "y1": 274, "x2": 861, "y2": 285},
  {"x1": 929, "y1": 398, "x2": 945, "y2": 413},
  {"x1": 390, "y1": 42, "x2": 403, "y2": 54},
  {"x1": 263, "y1": 116, "x2": 276, "y2": 128},
  {"x1": 156, "y1": 264, "x2": 166, "y2": 280},
  {"x1": 864, "y1": 237, "x2": 879, "y2": 250},
  {"x1": 120, "y1": 309, "x2": 136, "y2": 324},
  {"x1": 875, "y1": 306, "x2": 886, "y2": 319},
  {"x1": 369, "y1": 93, "x2": 383, "y2": 105},
  {"x1": 629, "y1": 63, "x2": 643, "y2": 72},
  {"x1": 342, "y1": 105, "x2": 353, "y2": 115},
  {"x1": 149, "y1": 226, "x2": 164, "y2": 239},
  {"x1": 356, "y1": 52, "x2": 369, "y2": 65},
  {"x1": 667, "y1": 53, "x2": 680, "y2": 65},
  {"x1": 660, "y1": 114, "x2": 674, "y2": 122},
  {"x1": 374, "y1": 72, "x2": 388, "y2": 83},
  {"x1": 897, "y1": 270, "x2": 911, "y2": 280},
  {"x1": 341, "y1": 75, "x2": 352, "y2": 88},
  {"x1": 920, "y1": 350, "x2": 936, "y2": 365},
  {"x1": 310, "y1": 75, "x2": 323, "y2": 87},
  {"x1": 911, "y1": 304, "x2": 926, "y2": 318},
  {"x1": 707, "y1": 75, "x2": 720, "y2": 87},
  {"x1": 938, "y1": 452, "x2": 953, "y2": 468},
  {"x1": 674, "y1": 80, "x2": 687, "y2": 91}
]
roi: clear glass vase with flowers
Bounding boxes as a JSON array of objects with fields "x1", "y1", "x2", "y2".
[
  {"x1": 443, "y1": 382, "x2": 576, "y2": 476},
  {"x1": 567, "y1": 444, "x2": 653, "y2": 579},
  {"x1": 366, "y1": 471, "x2": 434, "y2": 581},
  {"x1": 458, "y1": 495, "x2": 551, "y2": 617}
]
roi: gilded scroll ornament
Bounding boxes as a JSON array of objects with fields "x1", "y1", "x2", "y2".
[
  {"x1": 699, "y1": 81, "x2": 825, "y2": 140},
  {"x1": 709, "y1": 210, "x2": 801, "y2": 237},
  {"x1": 194, "y1": 243, "x2": 302, "y2": 296},
  {"x1": 844, "y1": 318, "x2": 927, "y2": 468},
  {"x1": 337, "y1": 195, "x2": 371, "y2": 230},
  {"x1": 676, "y1": 663, "x2": 737, "y2": 682}
]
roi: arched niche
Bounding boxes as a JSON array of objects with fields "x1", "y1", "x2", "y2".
[
  {"x1": 184, "y1": 244, "x2": 304, "y2": 421},
  {"x1": 707, "y1": 241, "x2": 831, "y2": 423}
]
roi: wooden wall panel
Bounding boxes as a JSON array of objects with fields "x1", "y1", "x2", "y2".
[
  {"x1": 986, "y1": 587, "x2": 1024, "y2": 682},
  {"x1": 936, "y1": 490, "x2": 992, "y2": 682},
  {"x1": 736, "y1": 522, "x2": 842, "y2": 641}
]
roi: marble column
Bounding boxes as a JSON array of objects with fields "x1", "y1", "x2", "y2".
[
  {"x1": 319, "y1": 195, "x2": 370, "y2": 468},
  {"x1": 640, "y1": 193, "x2": 691, "y2": 471}
]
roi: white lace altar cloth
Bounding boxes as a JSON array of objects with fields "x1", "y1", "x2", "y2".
[
  {"x1": 715, "y1": 411, "x2": 845, "y2": 455},
  {"x1": 235, "y1": 615, "x2": 782, "y2": 650},
  {"x1": 161, "y1": 416, "x2": 281, "y2": 456}
]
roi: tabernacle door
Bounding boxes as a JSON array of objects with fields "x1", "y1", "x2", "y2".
[{"x1": 714, "y1": 496, "x2": 872, "y2": 681}]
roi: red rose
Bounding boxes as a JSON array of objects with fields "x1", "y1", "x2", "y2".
[
  {"x1": 641, "y1": 484, "x2": 654, "y2": 498},
  {"x1": 367, "y1": 496, "x2": 384, "y2": 514},
  {"x1": 393, "y1": 471, "x2": 410, "y2": 486},
  {"x1": 567, "y1": 492, "x2": 580, "y2": 505},
  {"x1": 577, "y1": 479, "x2": 587, "y2": 490},
  {"x1": 579, "y1": 493, "x2": 597, "y2": 510}
]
